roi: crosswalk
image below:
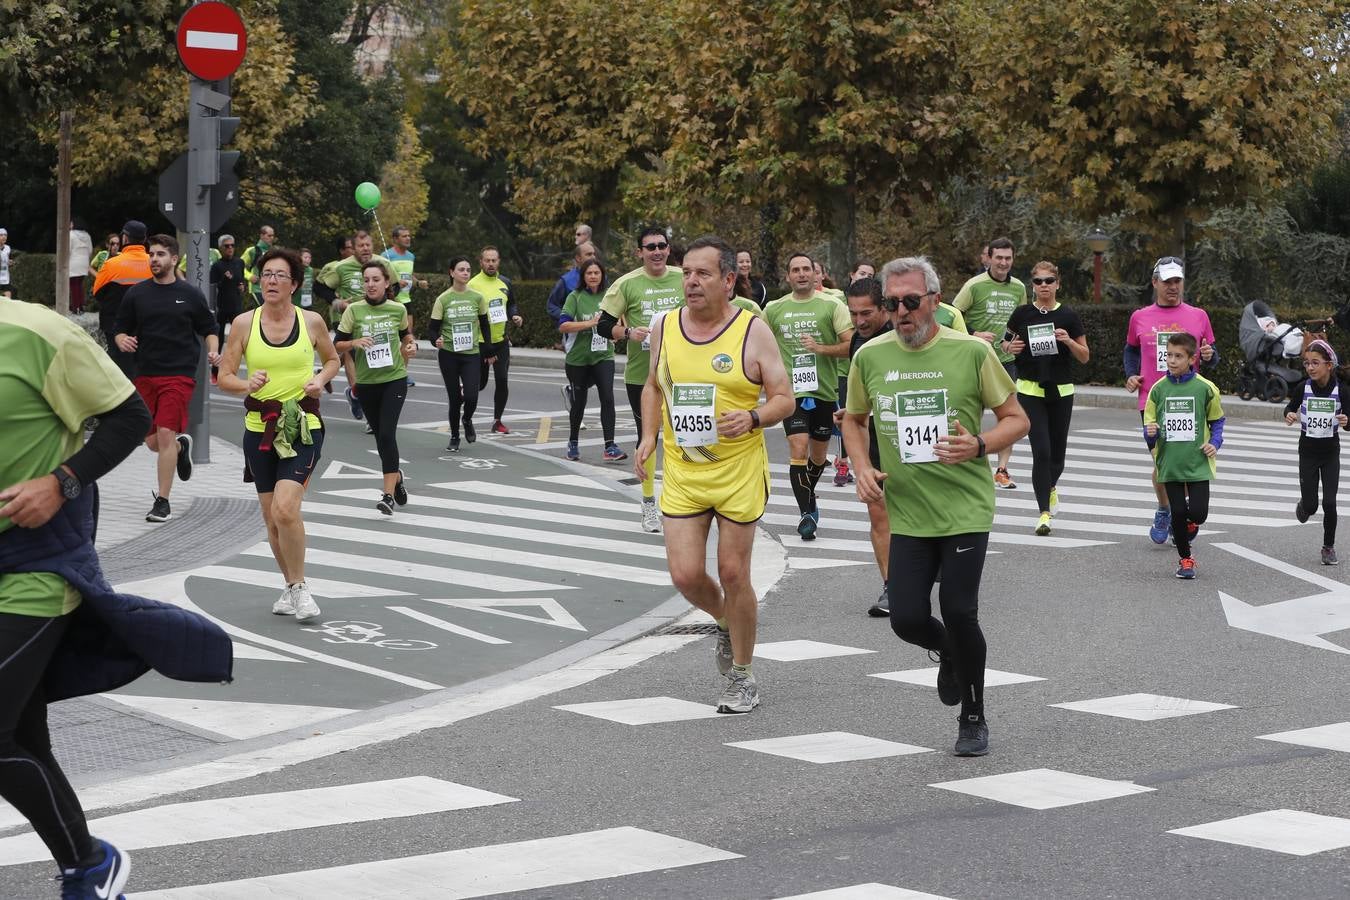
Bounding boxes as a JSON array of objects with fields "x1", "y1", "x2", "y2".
[{"x1": 509, "y1": 415, "x2": 1305, "y2": 572}]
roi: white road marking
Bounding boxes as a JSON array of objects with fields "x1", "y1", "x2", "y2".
[
  {"x1": 726, "y1": 731, "x2": 933, "y2": 764},
  {"x1": 1168, "y1": 809, "x2": 1350, "y2": 856},
  {"x1": 387, "y1": 606, "x2": 511, "y2": 645},
  {"x1": 246, "y1": 544, "x2": 571, "y2": 593},
  {"x1": 94, "y1": 695, "x2": 356, "y2": 741},
  {"x1": 1050, "y1": 693, "x2": 1237, "y2": 721},
  {"x1": 931, "y1": 768, "x2": 1155, "y2": 810}
]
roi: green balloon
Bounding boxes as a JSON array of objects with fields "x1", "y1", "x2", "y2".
[{"x1": 354, "y1": 181, "x2": 381, "y2": 210}]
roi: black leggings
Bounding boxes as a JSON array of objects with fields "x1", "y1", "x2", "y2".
[
  {"x1": 626, "y1": 382, "x2": 646, "y2": 437},
  {"x1": 0, "y1": 612, "x2": 97, "y2": 869},
  {"x1": 567, "y1": 360, "x2": 616, "y2": 442},
  {"x1": 1299, "y1": 441, "x2": 1340, "y2": 548},
  {"x1": 887, "y1": 533, "x2": 989, "y2": 719},
  {"x1": 1020, "y1": 391, "x2": 1074, "y2": 513},
  {"x1": 438, "y1": 350, "x2": 480, "y2": 437},
  {"x1": 1164, "y1": 481, "x2": 1210, "y2": 559},
  {"x1": 357, "y1": 378, "x2": 406, "y2": 474},
  {"x1": 479, "y1": 342, "x2": 510, "y2": 421}
]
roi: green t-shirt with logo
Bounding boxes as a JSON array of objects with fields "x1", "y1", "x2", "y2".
[
  {"x1": 763, "y1": 292, "x2": 853, "y2": 402},
  {"x1": 467, "y1": 272, "x2": 513, "y2": 344},
  {"x1": 430, "y1": 288, "x2": 488, "y2": 357},
  {"x1": 338, "y1": 299, "x2": 409, "y2": 384},
  {"x1": 383, "y1": 248, "x2": 416, "y2": 304},
  {"x1": 561, "y1": 289, "x2": 614, "y2": 366},
  {"x1": 951, "y1": 272, "x2": 1027, "y2": 363},
  {"x1": 1, "y1": 302, "x2": 136, "y2": 617},
  {"x1": 1143, "y1": 373, "x2": 1223, "y2": 483},
  {"x1": 847, "y1": 328, "x2": 1015, "y2": 537},
  {"x1": 598, "y1": 266, "x2": 685, "y2": 385},
  {"x1": 298, "y1": 266, "x2": 314, "y2": 308}
]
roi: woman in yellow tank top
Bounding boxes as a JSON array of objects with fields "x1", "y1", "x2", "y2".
[{"x1": 217, "y1": 248, "x2": 340, "y2": 623}]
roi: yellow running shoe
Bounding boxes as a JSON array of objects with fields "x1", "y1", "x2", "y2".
[
  {"x1": 1035, "y1": 512, "x2": 1052, "y2": 536},
  {"x1": 1049, "y1": 487, "x2": 1059, "y2": 514}
]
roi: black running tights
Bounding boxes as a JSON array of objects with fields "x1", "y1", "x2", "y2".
[
  {"x1": 887, "y1": 533, "x2": 989, "y2": 719},
  {"x1": 479, "y1": 342, "x2": 510, "y2": 420},
  {"x1": 357, "y1": 378, "x2": 406, "y2": 474},
  {"x1": 566, "y1": 360, "x2": 616, "y2": 443},
  {"x1": 626, "y1": 382, "x2": 646, "y2": 437},
  {"x1": 438, "y1": 350, "x2": 480, "y2": 437},
  {"x1": 1020, "y1": 391, "x2": 1074, "y2": 513},
  {"x1": 1164, "y1": 480, "x2": 1210, "y2": 559},
  {"x1": 1299, "y1": 443, "x2": 1339, "y2": 548},
  {"x1": 0, "y1": 612, "x2": 97, "y2": 869}
]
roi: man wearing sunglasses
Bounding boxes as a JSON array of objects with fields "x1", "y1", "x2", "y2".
[
  {"x1": 843, "y1": 256, "x2": 1028, "y2": 757},
  {"x1": 1123, "y1": 256, "x2": 1218, "y2": 543},
  {"x1": 596, "y1": 224, "x2": 686, "y2": 532},
  {"x1": 764, "y1": 252, "x2": 854, "y2": 540},
  {"x1": 952, "y1": 237, "x2": 1026, "y2": 490}
]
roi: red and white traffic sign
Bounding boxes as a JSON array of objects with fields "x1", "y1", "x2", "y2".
[{"x1": 176, "y1": 2, "x2": 247, "y2": 81}]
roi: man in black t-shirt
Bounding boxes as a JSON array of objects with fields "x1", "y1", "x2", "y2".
[
  {"x1": 209, "y1": 234, "x2": 246, "y2": 339},
  {"x1": 113, "y1": 234, "x2": 219, "y2": 523}
]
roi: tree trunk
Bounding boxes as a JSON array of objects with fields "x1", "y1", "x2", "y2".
[
  {"x1": 827, "y1": 187, "x2": 856, "y2": 288},
  {"x1": 1168, "y1": 204, "x2": 1188, "y2": 258},
  {"x1": 758, "y1": 203, "x2": 781, "y2": 294},
  {"x1": 54, "y1": 111, "x2": 72, "y2": 316}
]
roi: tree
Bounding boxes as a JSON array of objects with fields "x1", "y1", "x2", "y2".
[
  {"x1": 961, "y1": 0, "x2": 1348, "y2": 254},
  {"x1": 376, "y1": 115, "x2": 432, "y2": 237},
  {"x1": 635, "y1": 0, "x2": 975, "y2": 276},
  {"x1": 439, "y1": 0, "x2": 672, "y2": 246}
]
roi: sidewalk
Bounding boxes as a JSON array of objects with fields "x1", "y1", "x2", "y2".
[{"x1": 426, "y1": 343, "x2": 1289, "y2": 421}]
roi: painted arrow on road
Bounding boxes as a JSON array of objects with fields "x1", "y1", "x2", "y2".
[{"x1": 1214, "y1": 542, "x2": 1350, "y2": 656}]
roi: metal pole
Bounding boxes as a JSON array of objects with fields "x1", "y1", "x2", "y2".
[
  {"x1": 54, "y1": 111, "x2": 73, "y2": 316},
  {"x1": 186, "y1": 78, "x2": 212, "y2": 464},
  {"x1": 1092, "y1": 251, "x2": 1103, "y2": 304}
]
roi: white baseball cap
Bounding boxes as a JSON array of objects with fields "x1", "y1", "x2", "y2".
[{"x1": 1154, "y1": 256, "x2": 1184, "y2": 281}]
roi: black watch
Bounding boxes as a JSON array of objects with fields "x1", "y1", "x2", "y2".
[{"x1": 52, "y1": 466, "x2": 81, "y2": 500}]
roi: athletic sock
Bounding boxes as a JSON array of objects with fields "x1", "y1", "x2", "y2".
[
  {"x1": 789, "y1": 459, "x2": 812, "y2": 514},
  {"x1": 715, "y1": 617, "x2": 728, "y2": 630},
  {"x1": 641, "y1": 454, "x2": 655, "y2": 498},
  {"x1": 731, "y1": 663, "x2": 752, "y2": 677},
  {"x1": 805, "y1": 458, "x2": 826, "y2": 490}
]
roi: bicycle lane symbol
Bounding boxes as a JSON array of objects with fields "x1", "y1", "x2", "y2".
[{"x1": 300, "y1": 620, "x2": 438, "y2": 651}]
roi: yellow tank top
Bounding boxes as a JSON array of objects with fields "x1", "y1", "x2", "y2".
[
  {"x1": 657, "y1": 307, "x2": 763, "y2": 464},
  {"x1": 244, "y1": 306, "x2": 320, "y2": 432}
]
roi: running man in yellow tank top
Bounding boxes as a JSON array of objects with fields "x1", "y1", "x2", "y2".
[
  {"x1": 635, "y1": 236, "x2": 795, "y2": 714},
  {"x1": 217, "y1": 248, "x2": 340, "y2": 623}
]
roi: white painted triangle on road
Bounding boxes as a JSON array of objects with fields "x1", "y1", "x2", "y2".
[
  {"x1": 96, "y1": 695, "x2": 355, "y2": 741},
  {"x1": 387, "y1": 606, "x2": 511, "y2": 645},
  {"x1": 190, "y1": 564, "x2": 414, "y2": 599},
  {"x1": 247, "y1": 544, "x2": 572, "y2": 594},
  {"x1": 0, "y1": 777, "x2": 516, "y2": 866},
  {"x1": 320, "y1": 459, "x2": 386, "y2": 479},
  {"x1": 366, "y1": 449, "x2": 411, "y2": 463},
  {"x1": 425, "y1": 597, "x2": 586, "y2": 631}
]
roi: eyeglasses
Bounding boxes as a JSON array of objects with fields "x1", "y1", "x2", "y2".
[
  {"x1": 1304, "y1": 358, "x2": 1327, "y2": 367},
  {"x1": 260, "y1": 271, "x2": 292, "y2": 281},
  {"x1": 881, "y1": 291, "x2": 935, "y2": 312},
  {"x1": 1031, "y1": 276, "x2": 1057, "y2": 285},
  {"x1": 642, "y1": 242, "x2": 669, "y2": 252}
]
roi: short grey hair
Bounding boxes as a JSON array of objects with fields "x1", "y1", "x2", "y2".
[
  {"x1": 217, "y1": 234, "x2": 234, "y2": 248},
  {"x1": 880, "y1": 256, "x2": 941, "y2": 295}
]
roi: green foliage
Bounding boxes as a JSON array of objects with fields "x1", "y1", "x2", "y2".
[
  {"x1": 960, "y1": 0, "x2": 1346, "y2": 252},
  {"x1": 6, "y1": 253, "x2": 58, "y2": 304}
]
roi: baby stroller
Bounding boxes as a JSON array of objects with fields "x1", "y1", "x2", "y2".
[{"x1": 1236, "y1": 300, "x2": 1305, "y2": 404}]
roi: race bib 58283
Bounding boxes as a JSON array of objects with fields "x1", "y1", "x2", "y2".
[{"x1": 1162, "y1": 396, "x2": 1197, "y2": 443}]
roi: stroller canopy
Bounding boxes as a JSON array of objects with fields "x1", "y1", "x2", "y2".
[{"x1": 1238, "y1": 300, "x2": 1280, "y2": 361}]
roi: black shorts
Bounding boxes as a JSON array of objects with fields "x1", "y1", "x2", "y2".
[
  {"x1": 869, "y1": 425, "x2": 881, "y2": 469},
  {"x1": 783, "y1": 397, "x2": 837, "y2": 440},
  {"x1": 244, "y1": 427, "x2": 325, "y2": 493}
]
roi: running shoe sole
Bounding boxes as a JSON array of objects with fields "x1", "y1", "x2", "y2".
[
  {"x1": 176, "y1": 434, "x2": 193, "y2": 481},
  {"x1": 797, "y1": 513, "x2": 817, "y2": 540}
]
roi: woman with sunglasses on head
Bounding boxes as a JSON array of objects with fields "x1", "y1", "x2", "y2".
[
  {"x1": 1001, "y1": 261, "x2": 1089, "y2": 536},
  {"x1": 1284, "y1": 339, "x2": 1350, "y2": 565}
]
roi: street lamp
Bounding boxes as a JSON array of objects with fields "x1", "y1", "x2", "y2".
[{"x1": 1086, "y1": 227, "x2": 1109, "y2": 303}]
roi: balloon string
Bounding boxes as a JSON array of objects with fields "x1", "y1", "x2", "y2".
[{"x1": 368, "y1": 209, "x2": 388, "y2": 253}]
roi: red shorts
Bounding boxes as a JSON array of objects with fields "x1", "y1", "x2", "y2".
[{"x1": 134, "y1": 375, "x2": 195, "y2": 435}]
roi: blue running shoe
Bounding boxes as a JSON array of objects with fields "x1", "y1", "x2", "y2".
[
  {"x1": 565, "y1": 440, "x2": 580, "y2": 461},
  {"x1": 797, "y1": 512, "x2": 817, "y2": 540},
  {"x1": 58, "y1": 839, "x2": 130, "y2": 900},
  {"x1": 1176, "y1": 558, "x2": 1196, "y2": 579},
  {"x1": 1149, "y1": 507, "x2": 1171, "y2": 544},
  {"x1": 344, "y1": 386, "x2": 364, "y2": 420}
]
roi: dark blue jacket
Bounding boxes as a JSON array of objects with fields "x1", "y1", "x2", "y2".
[
  {"x1": 546, "y1": 268, "x2": 583, "y2": 323},
  {"x1": 0, "y1": 490, "x2": 233, "y2": 701}
]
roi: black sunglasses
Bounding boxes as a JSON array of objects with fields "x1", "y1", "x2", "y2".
[
  {"x1": 642, "y1": 241, "x2": 669, "y2": 252},
  {"x1": 1031, "y1": 276, "x2": 1057, "y2": 285},
  {"x1": 881, "y1": 291, "x2": 934, "y2": 312}
]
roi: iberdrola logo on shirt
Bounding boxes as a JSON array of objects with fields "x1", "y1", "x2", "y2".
[{"x1": 711, "y1": 353, "x2": 733, "y2": 374}]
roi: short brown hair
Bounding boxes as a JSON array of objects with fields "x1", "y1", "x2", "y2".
[
  {"x1": 1167, "y1": 332, "x2": 1198, "y2": 356},
  {"x1": 1030, "y1": 260, "x2": 1059, "y2": 278},
  {"x1": 148, "y1": 233, "x2": 179, "y2": 257}
]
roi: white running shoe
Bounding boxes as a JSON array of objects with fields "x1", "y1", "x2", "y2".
[
  {"x1": 291, "y1": 582, "x2": 321, "y2": 622},
  {"x1": 641, "y1": 496, "x2": 661, "y2": 533},
  {"x1": 272, "y1": 586, "x2": 296, "y2": 616}
]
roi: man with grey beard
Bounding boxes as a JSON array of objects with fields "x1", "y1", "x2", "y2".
[{"x1": 841, "y1": 256, "x2": 1027, "y2": 758}]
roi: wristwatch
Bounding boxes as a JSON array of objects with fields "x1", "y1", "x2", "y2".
[
  {"x1": 51, "y1": 465, "x2": 81, "y2": 499},
  {"x1": 749, "y1": 409, "x2": 761, "y2": 430}
]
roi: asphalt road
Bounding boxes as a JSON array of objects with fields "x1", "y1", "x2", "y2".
[{"x1": 2, "y1": 357, "x2": 1347, "y2": 898}]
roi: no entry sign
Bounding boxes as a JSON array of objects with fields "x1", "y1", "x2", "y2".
[{"x1": 176, "y1": 2, "x2": 247, "y2": 81}]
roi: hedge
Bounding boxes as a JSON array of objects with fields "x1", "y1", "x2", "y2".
[{"x1": 8, "y1": 253, "x2": 58, "y2": 304}]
